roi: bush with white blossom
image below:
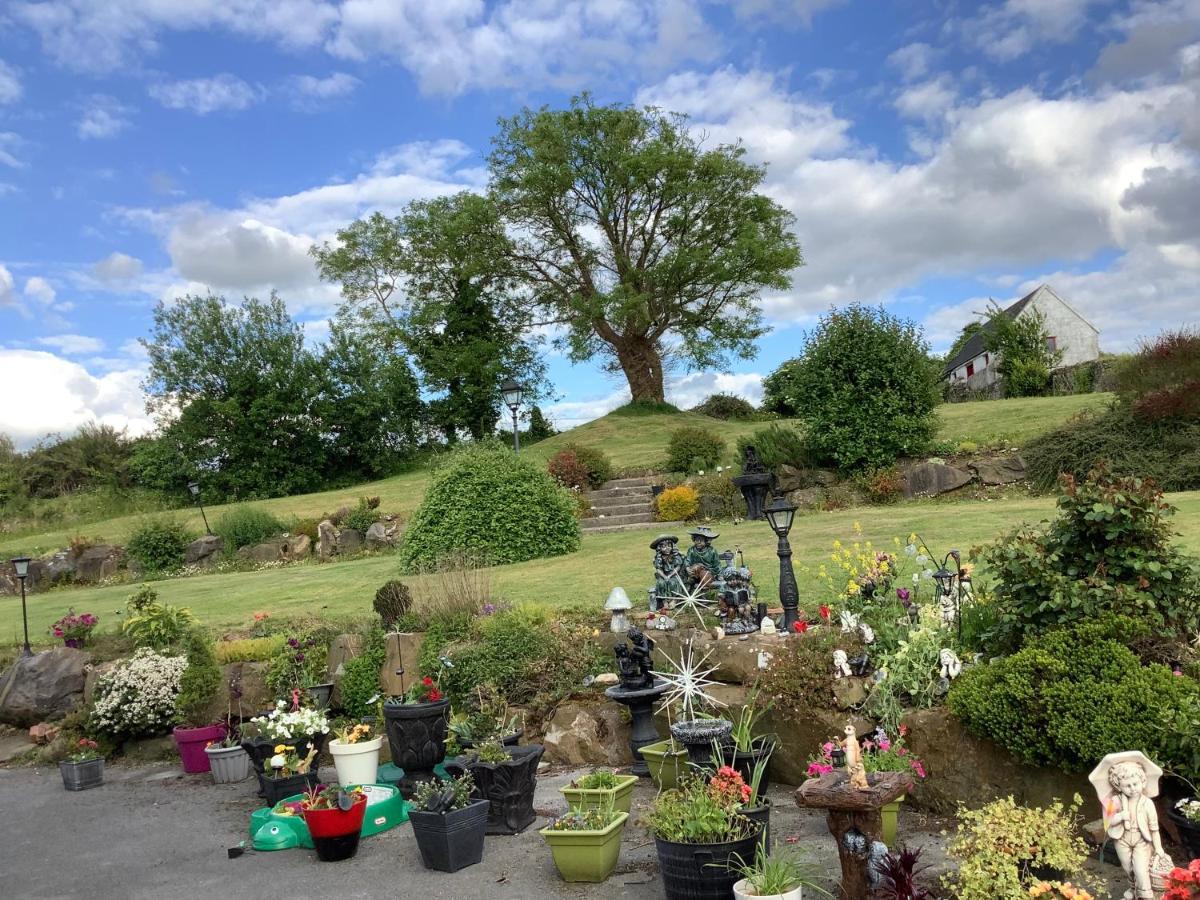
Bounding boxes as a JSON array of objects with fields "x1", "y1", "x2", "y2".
[
  {"x1": 90, "y1": 648, "x2": 187, "y2": 739},
  {"x1": 247, "y1": 701, "x2": 330, "y2": 742}
]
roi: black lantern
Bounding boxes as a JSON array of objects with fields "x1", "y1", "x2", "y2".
[
  {"x1": 931, "y1": 549, "x2": 962, "y2": 642},
  {"x1": 499, "y1": 378, "x2": 524, "y2": 452},
  {"x1": 187, "y1": 481, "x2": 212, "y2": 535},
  {"x1": 11, "y1": 556, "x2": 32, "y2": 657},
  {"x1": 831, "y1": 745, "x2": 846, "y2": 768},
  {"x1": 764, "y1": 495, "x2": 800, "y2": 631}
]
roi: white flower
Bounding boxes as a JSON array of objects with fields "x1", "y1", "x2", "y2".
[
  {"x1": 90, "y1": 648, "x2": 187, "y2": 739},
  {"x1": 912, "y1": 574, "x2": 920, "y2": 585}
]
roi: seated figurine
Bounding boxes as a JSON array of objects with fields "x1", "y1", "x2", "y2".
[
  {"x1": 649, "y1": 534, "x2": 686, "y2": 611},
  {"x1": 683, "y1": 527, "x2": 721, "y2": 590},
  {"x1": 717, "y1": 556, "x2": 759, "y2": 635}
]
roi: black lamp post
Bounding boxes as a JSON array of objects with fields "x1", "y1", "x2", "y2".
[
  {"x1": 500, "y1": 378, "x2": 524, "y2": 452},
  {"x1": 764, "y1": 494, "x2": 800, "y2": 632},
  {"x1": 931, "y1": 549, "x2": 962, "y2": 643},
  {"x1": 188, "y1": 481, "x2": 212, "y2": 535},
  {"x1": 11, "y1": 556, "x2": 32, "y2": 657}
]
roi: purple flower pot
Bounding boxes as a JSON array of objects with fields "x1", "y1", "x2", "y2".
[{"x1": 173, "y1": 723, "x2": 227, "y2": 774}]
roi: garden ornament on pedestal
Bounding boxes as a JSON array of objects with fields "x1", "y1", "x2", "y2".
[
  {"x1": 731, "y1": 445, "x2": 773, "y2": 521},
  {"x1": 833, "y1": 649, "x2": 852, "y2": 679},
  {"x1": 649, "y1": 535, "x2": 686, "y2": 612},
  {"x1": 656, "y1": 638, "x2": 732, "y2": 767},
  {"x1": 605, "y1": 587, "x2": 633, "y2": 633},
  {"x1": 607, "y1": 628, "x2": 669, "y2": 776},
  {"x1": 843, "y1": 724, "x2": 870, "y2": 791},
  {"x1": 1089, "y1": 751, "x2": 1174, "y2": 900},
  {"x1": 613, "y1": 627, "x2": 657, "y2": 691},
  {"x1": 684, "y1": 527, "x2": 721, "y2": 591},
  {"x1": 717, "y1": 551, "x2": 759, "y2": 635}
]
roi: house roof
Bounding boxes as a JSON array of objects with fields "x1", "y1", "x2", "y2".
[{"x1": 942, "y1": 287, "x2": 1038, "y2": 376}]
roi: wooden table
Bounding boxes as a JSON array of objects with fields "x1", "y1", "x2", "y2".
[{"x1": 795, "y1": 771, "x2": 914, "y2": 899}]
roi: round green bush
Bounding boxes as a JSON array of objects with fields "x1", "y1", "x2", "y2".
[
  {"x1": 665, "y1": 426, "x2": 726, "y2": 473},
  {"x1": 736, "y1": 423, "x2": 810, "y2": 471},
  {"x1": 213, "y1": 505, "x2": 284, "y2": 551},
  {"x1": 126, "y1": 516, "x2": 193, "y2": 574},
  {"x1": 560, "y1": 443, "x2": 612, "y2": 488},
  {"x1": 398, "y1": 442, "x2": 580, "y2": 572},
  {"x1": 691, "y1": 393, "x2": 760, "y2": 421}
]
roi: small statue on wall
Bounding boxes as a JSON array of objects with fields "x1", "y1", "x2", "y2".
[
  {"x1": 843, "y1": 723, "x2": 870, "y2": 791},
  {"x1": 613, "y1": 626, "x2": 657, "y2": 691},
  {"x1": 833, "y1": 649, "x2": 852, "y2": 679},
  {"x1": 717, "y1": 549, "x2": 758, "y2": 635},
  {"x1": 1089, "y1": 751, "x2": 1174, "y2": 900},
  {"x1": 939, "y1": 649, "x2": 962, "y2": 680},
  {"x1": 684, "y1": 527, "x2": 721, "y2": 591}
]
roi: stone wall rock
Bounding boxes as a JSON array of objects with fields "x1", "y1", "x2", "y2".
[
  {"x1": 317, "y1": 520, "x2": 336, "y2": 560},
  {"x1": 337, "y1": 528, "x2": 364, "y2": 555},
  {"x1": 969, "y1": 455, "x2": 1028, "y2": 485},
  {"x1": 326, "y1": 633, "x2": 364, "y2": 707},
  {"x1": 199, "y1": 661, "x2": 274, "y2": 722},
  {"x1": 903, "y1": 461, "x2": 973, "y2": 498},
  {"x1": 74, "y1": 545, "x2": 124, "y2": 583},
  {"x1": 286, "y1": 534, "x2": 312, "y2": 560},
  {"x1": 381, "y1": 632, "x2": 424, "y2": 697},
  {"x1": 364, "y1": 522, "x2": 393, "y2": 550},
  {"x1": 0, "y1": 648, "x2": 89, "y2": 726},
  {"x1": 185, "y1": 535, "x2": 224, "y2": 567},
  {"x1": 543, "y1": 700, "x2": 632, "y2": 767},
  {"x1": 238, "y1": 538, "x2": 289, "y2": 563}
]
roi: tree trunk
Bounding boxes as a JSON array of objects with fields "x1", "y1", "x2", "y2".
[{"x1": 612, "y1": 335, "x2": 665, "y2": 402}]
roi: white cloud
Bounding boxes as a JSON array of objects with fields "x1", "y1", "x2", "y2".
[
  {"x1": 24, "y1": 276, "x2": 56, "y2": 306},
  {"x1": 547, "y1": 387, "x2": 630, "y2": 431},
  {"x1": 0, "y1": 350, "x2": 152, "y2": 449},
  {"x1": 894, "y1": 76, "x2": 958, "y2": 120},
  {"x1": 37, "y1": 333, "x2": 105, "y2": 355},
  {"x1": 730, "y1": 0, "x2": 847, "y2": 25},
  {"x1": 0, "y1": 60, "x2": 21, "y2": 104},
  {"x1": 287, "y1": 71, "x2": 360, "y2": 109},
  {"x1": 887, "y1": 43, "x2": 936, "y2": 81},
  {"x1": 0, "y1": 264, "x2": 18, "y2": 309},
  {"x1": 0, "y1": 132, "x2": 26, "y2": 168},
  {"x1": 92, "y1": 252, "x2": 144, "y2": 283},
  {"x1": 959, "y1": 0, "x2": 1108, "y2": 62},
  {"x1": 668, "y1": 371, "x2": 765, "y2": 409},
  {"x1": 77, "y1": 95, "x2": 133, "y2": 139},
  {"x1": 149, "y1": 73, "x2": 261, "y2": 114}
]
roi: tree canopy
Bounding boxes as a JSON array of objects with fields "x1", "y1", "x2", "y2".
[{"x1": 983, "y1": 302, "x2": 1062, "y2": 397}]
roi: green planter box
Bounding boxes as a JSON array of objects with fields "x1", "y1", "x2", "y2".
[
  {"x1": 640, "y1": 740, "x2": 688, "y2": 790},
  {"x1": 540, "y1": 811, "x2": 629, "y2": 883},
  {"x1": 559, "y1": 774, "x2": 639, "y2": 814},
  {"x1": 881, "y1": 794, "x2": 905, "y2": 846}
]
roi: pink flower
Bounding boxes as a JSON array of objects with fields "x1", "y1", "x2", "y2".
[
  {"x1": 897, "y1": 747, "x2": 907, "y2": 756},
  {"x1": 807, "y1": 762, "x2": 833, "y2": 777},
  {"x1": 878, "y1": 738, "x2": 891, "y2": 751},
  {"x1": 911, "y1": 760, "x2": 926, "y2": 778},
  {"x1": 821, "y1": 741, "x2": 834, "y2": 756}
]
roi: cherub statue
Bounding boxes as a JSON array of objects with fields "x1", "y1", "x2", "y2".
[
  {"x1": 843, "y1": 723, "x2": 870, "y2": 791},
  {"x1": 939, "y1": 649, "x2": 962, "y2": 680},
  {"x1": 858, "y1": 622, "x2": 876, "y2": 645},
  {"x1": 650, "y1": 534, "x2": 687, "y2": 611},
  {"x1": 839, "y1": 609, "x2": 860, "y2": 634},
  {"x1": 1089, "y1": 752, "x2": 1174, "y2": 900},
  {"x1": 833, "y1": 649, "x2": 852, "y2": 679}
]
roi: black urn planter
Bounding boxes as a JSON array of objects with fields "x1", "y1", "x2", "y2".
[
  {"x1": 732, "y1": 734, "x2": 777, "y2": 797},
  {"x1": 670, "y1": 719, "x2": 733, "y2": 768},
  {"x1": 445, "y1": 744, "x2": 545, "y2": 835},
  {"x1": 241, "y1": 734, "x2": 327, "y2": 798},
  {"x1": 654, "y1": 824, "x2": 762, "y2": 900},
  {"x1": 1168, "y1": 804, "x2": 1200, "y2": 858},
  {"x1": 383, "y1": 698, "x2": 451, "y2": 798},
  {"x1": 459, "y1": 729, "x2": 522, "y2": 751},
  {"x1": 731, "y1": 472, "x2": 772, "y2": 521},
  {"x1": 741, "y1": 801, "x2": 771, "y2": 854},
  {"x1": 409, "y1": 798, "x2": 491, "y2": 873}
]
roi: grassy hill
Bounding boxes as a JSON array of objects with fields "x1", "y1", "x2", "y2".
[{"x1": 0, "y1": 393, "x2": 1113, "y2": 557}]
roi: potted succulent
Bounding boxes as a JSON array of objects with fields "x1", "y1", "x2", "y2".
[
  {"x1": 59, "y1": 738, "x2": 104, "y2": 791},
  {"x1": 445, "y1": 685, "x2": 523, "y2": 755},
  {"x1": 730, "y1": 697, "x2": 777, "y2": 797},
  {"x1": 540, "y1": 802, "x2": 630, "y2": 883},
  {"x1": 644, "y1": 774, "x2": 763, "y2": 900},
  {"x1": 205, "y1": 731, "x2": 251, "y2": 784},
  {"x1": 560, "y1": 769, "x2": 639, "y2": 814},
  {"x1": 172, "y1": 630, "x2": 225, "y2": 774},
  {"x1": 730, "y1": 845, "x2": 825, "y2": 900},
  {"x1": 261, "y1": 743, "x2": 320, "y2": 805},
  {"x1": 242, "y1": 701, "x2": 329, "y2": 797},
  {"x1": 408, "y1": 772, "x2": 491, "y2": 873},
  {"x1": 445, "y1": 739, "x2": 546, "y2": 835},
  {"x1": 383, "y1": 667, "x2": 451, "y2": 797},
  {"x1": 1171, "y1": 798, "x2": 1200, "y2": 858},
  {"x1": 642, "y1": 738, "x2": 690, "y2": 789},
  {"x1": 329, "y1": 721, "x2": 384, "y2": 787},
  {"x1": 300, "y1": 784, "x2": 369, "y2": 862},
  {"x1": 50, "y1": 608, "x2": 99, "y2": 649}
]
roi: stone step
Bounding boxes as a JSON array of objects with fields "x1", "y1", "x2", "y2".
[
  {"x1": 587, "y1": 486, "x2": 653, "y2": 502},
  {"x1": 581, "y1": 511, "x2": 656, "y2": 529},
  {"x1": 601, "y1": 476, "x2": 661, "y2": 490},
  {"x1": 581, "y1": 519, "x2": 684, "y2": 535},
  {"x1": 585, "y1": 501, "x2": 651, "y2": 517}
]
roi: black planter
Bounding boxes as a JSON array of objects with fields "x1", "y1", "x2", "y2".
[
  {"x1": 241, "y1": 734, "x2": 326, "y2": 798},
  {"x1": 383, "y1": 698, "x2": 451, "y2": 798},
  {"x1": 445, "y1": 744, "x2": 545, "y2": 835},
  {"x1": 731, "y1": 472, "x2": 772, "y2": 521},
  {"x1": 459, "y1": 729, "x2": 522, "y2": 751},
  {"x1": 670, "y1": 719, "x2": 733, "y2": 769},
  {"x1": 306, "y1": 682, "x2": 335, "y2": 710},
  {"x1": 261, "y1": 770, "x2": 320, "y2": 806},
  {"x1": 409, "y1": 798, "x2": 490, "y2": 872},
  {"x1": 742, "y1": 802, "x2": 770, "y2": 854},
  {"x1": 732, "y1": 734, "x2": 776, "y2": 797},
  {"x1": 312, "y1": 832, "x2": 361, "y2": 862},
  {"x1": 1169, "y1": 805, "x2": 1200, "y2": 858},
  {"x1": 655, "y1": 825, "x2": 762, "y2": 900}
]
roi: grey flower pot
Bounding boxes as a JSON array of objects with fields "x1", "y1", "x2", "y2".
[
  {"x1": 205, "y1": 745, "x2": 251, "y2": 784},
  {"x1": 60, "y1": 757, "x2": 104, "y2": 791}
]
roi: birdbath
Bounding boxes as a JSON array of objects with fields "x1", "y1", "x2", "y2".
[
  {"x1": 795, "y1": 770, "x2": 914, "y2": 899},
  {"x1": 605, "y1": 680, "x2": 670, "y2": 776}
]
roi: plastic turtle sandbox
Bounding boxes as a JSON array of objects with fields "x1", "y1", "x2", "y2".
[{"x1": 249, "y1": 783, "x2": 408, "y2": 851}]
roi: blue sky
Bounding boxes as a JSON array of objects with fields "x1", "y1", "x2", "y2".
[{"x1": 1, "y1": 0, "x2": 1199, "y2": 447}]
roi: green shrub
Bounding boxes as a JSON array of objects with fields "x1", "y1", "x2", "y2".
[
  {"x1": 691, "y1": 472, "x2": 745, "y2": 520},
  {"x1": 948, "y1": 619, "x2": 1200, "y2": 773},
  {"x1": 757, "y1": 630, "x2": 862, "y2": 716},
  {"x1": 126, "y1": 516, "x2": 193, "y2": 574},
  {"x1": 1003, "y1": 356, "x2": 1051, "y2": 398},
  {"x1": 768, "y1": 305, "x2": 940, "y2": 471},
  {"x1": 265, "y1": 631, "x2": 330, "y2": 699},
  {"x1": 665, "y1": 427, "x2": 726, "y2": 473},
  {"x1": 398, "y1": 442, "x2": 580, "y2": 571},
  {"x1": 343, "y1": 497, "x2": 380, "y2": 534},
  {"x1": 691, "y1": 394, "x2": 760, "y2": 421},
  {"x1": 121, "y1": 587, "x2": 196, "y2": 651},
  {"x1": 214, "y1": 636, "x2": 284, "y2": 664},
  {"x1": 213, "y1": 505, "x2": 284, "y2": 551},
  {"x1": 547, "y1": 443, "x2": 612, "y2": 490},
  {"x1": 854, "y1": 466, "x2": 903, "y2": 504},
  {"x1": 176, "y1": 629, "x2": 221, "y2": 726},
  {"x1": 656, "y1": 485, "x2": 700, "y2": 521},
  {"x1": 736, "y1": 423, "x2": 810, "y2": 472},
  {"x1": 1115, "y1": 327, "x2": 1200, "y2": 422},
  {"x1": 373, "y1": 580, "x2": 412, "y2": 629},
  {"x1": 561, "y1": 443, "x2": 612, "y2": 488},
  {"x1": 611, "y1": 399, "x2": 681, "y2": 416},
  {"x1": 979, "y1": 464, "x2": 1200, "y2": 651},
  {"x1": 290, "y1": 518, "x2": 320, "y2": 543},
  {"x1": 339, "y1": 627, "x2": 386, "y2": 719}
]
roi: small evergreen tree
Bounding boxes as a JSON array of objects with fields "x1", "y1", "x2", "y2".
[{"x1": 983, "y1": 303, "x2": 1062, "y2": 397}]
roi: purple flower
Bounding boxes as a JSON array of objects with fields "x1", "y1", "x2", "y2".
[
  {"x1": 482, "y1": 603, "x2": 497, "y2": 616},
  {"x1": 287, "y1": 638, "x2": 300, "y2": 649},
  {"x1": 896, "y1": 587, "x2": 911, "y2": 607},
  {"x1": 295, "y1": 653, "x2": 305, "y2": 663}
]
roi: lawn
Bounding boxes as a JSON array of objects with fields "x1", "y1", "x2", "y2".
[
  {"x1": 0, "y1": 394, "x2": 1114, "y2": 558},
  {"x1": 8, "y1": 488, "x2": 1199, "y2": 647}
]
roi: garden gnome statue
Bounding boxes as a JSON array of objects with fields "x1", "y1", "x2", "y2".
[
  {"x1": 684, "y1": 527, "x2": 721, "y2": 590},
  {"x1": 939, "y1": 649, "x2": 962, "y2": 680},
  {"x1": 843, "y1": 723, "x2": 870, "y2": 791},
  {"x1": 833, "y1": 649, "x2": 852, "y2": 679},
  {"x1": 650, "y1": 534, "x2": 686, "y2": 611},
  {"x1": 1089, "y1": 751, "x2": 1174, "y2": 900},
  {"x1": 605, "y1": 587, "x2": 633, "y2": 633}
]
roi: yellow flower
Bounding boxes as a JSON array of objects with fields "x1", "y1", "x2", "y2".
[
  {"x1": 846, "y1": 581, "x2": 860, "y2": 594},
  {"x1": 832, "y1": 539, "x2": 842, "y2": 549},
  {"x1": 274, "y1": 744, "x2": 288, "y2": 754},
  {"x1": 893, "y1": 536, "x2": 901, "y2": 546},
  {"x1": 852, "y1": 520, "x2": 862, "y2": 534}
]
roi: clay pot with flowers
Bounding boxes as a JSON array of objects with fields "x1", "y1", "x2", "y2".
[
  {"x1": 329, "y1": 721, "x2": 384, "y2": 787},
  {"x1": 50, "y1": 608, "x2": 99, "y2": 649},
  {"x1": 300, "y1": 784, "x2": 369, "y2": 862},
  {"x1": 59, "y1": 738, "x2": 104, "y2": 791},
  {"x1": 383, "y1": 665, "x2": 450, "y2": 798}
]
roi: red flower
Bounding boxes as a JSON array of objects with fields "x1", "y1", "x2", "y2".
[
  {"x1": 819, "y1": 605, "x2": 830, "y2": 620},
  {"x1": 793, "y1": 621, "x2": 808, "y2": 634},
  {"x1": 428, "y1": 688, "x2": 442, "y2": 702},
  {"x1": 422, "y1": 676, "x2": 433, "y2": 687}
]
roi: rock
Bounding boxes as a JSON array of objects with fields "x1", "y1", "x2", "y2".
[
  {"x1": 337, "y1": 528, "x2": 364, "y2": 555},
  {"x1": 0, "y1": 573, "x2": 14, "y2": 596},
  {"x1": 832, "y1": 676, "x2": 869, "y2": 709},
  {"x1": 44, "y1": 553, "x2": 78, "y2": 586},
  {"x1": 29, "y1": 722, "x2": 60, "y2": 744},
  {"x1": 365, "y1": 522, "x2": 393, "y2": 550},
  {"x1": 83, "y1": 661, "x2": 117, "y2": 704},
  {"x1": 198, "y1": 661, "x2": 274, "y2": 723},
  {"x1": 969, "y1": 455, "x2": 1028, "y2": 485},
  {"x1": 74, "y1": 545, "x2": 124, "y2": 583},
  {"x1": 787, "y1": 487, "x2": 824, "y2": 509},
  {"x1": 542, "y1": 701, "x2": 632, "y2": 767},
  {"x1": 123, "y1": 734, "x2": 177, "y2": 762},
  {"x1": 238, "y1": 539, "x2": 289, "y2": 563},
  {"x1": 317, "y1": 520, "x2": 337, "y2": 560},
  {"x1": 776, "y1": 464, "x2": 806, "y2": 493},
  {"x1": 812, "y1": 469, "x2": 838, "y2": 487},
  {"x1": 0, "y1": 648, "x2": 89, "y2": 726},
  {"x1": 593, "y1": 673, "x2": 619, "y2": 686},
  {"x1": 24, "y1": 559, "x2": 49, "y2": 592},
  {"x1": 903, "y1": 461, "x2": 973, "y2": 498},
  {"x1": 286, "y1": 534, "x2": 312, "y2": 560},
  {"x1": 184, "y1": 535, "x2": 224, "y2": 567},
  {"x1": 326, "y1": 633, "x2": 364, "y2": 707},
  {"x1": 381, "y1": 632, "x2": 425, "y2": 697}
]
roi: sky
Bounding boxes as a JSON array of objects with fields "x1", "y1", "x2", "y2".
[{"x1": 1, "y1": 0, "x2": 1199, "y2": 448}]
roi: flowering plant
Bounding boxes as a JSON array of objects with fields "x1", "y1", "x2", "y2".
[
  {"x1": 709, "y1": 766, "x2": 752, "y2": 808},
  {"x1": 248, "y1": 700, "x2": 330, "y2": 742},
  {"x1": 1029, "y1": 883, "x2": 1094, "y2": 899},
  {"x1": 401, "y1": 675, "x2": 443, "y2": 704},
  {"x1": 51, "y1": 609, "x2": 99, "y2": 648},
  {"x1": 265, "y1": 633, "x2": 328, "y2": 698},
  {"x1": 1177, "y1": 798, "x2": 1200, "y2": 825},
  {"x1": 300, "y1": 783, "x2": 366, "y2": 811},
  {"x1": 805, "y1": 726, "x2": 925, "y2": 779},
  {"x1": 89, "y1": 648, "x2": 187, "y2": 739},
  {"x1": 266, "y1": 743, "x2": 317, "y2": 778},
  {"x1": 64, "y1": 738, "x2": 102, "y2": 763},
  {"x1": 333, "y1": 722, "x2": 373, "y2": 745},
  {"x1": 1164, "y1": 860, "x2": 1200, "y2": 900}
]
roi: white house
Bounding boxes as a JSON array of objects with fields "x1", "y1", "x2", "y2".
[{"x1": 943, "y1": 284, "x2": 1100, "y2": 386}]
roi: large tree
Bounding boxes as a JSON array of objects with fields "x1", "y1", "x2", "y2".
[
  {"x1": 311, "y1": 193, "x2": 545, "y2": 442},
  {"x1": 488, "y1": 95, "x2": 802, "y2": 402}
]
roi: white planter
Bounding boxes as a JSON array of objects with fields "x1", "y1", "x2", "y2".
[
  {"x1": 733, "y1": 878, "x2": 802, "y2": 900},
  {"x1": 329, "y1": 735, "x2": 384, "y2": 786}
]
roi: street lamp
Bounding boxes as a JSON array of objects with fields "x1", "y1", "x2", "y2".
[
  {"x1": 188, "y1": 481, "x2": 212, "y2": 535},
  {"x1": 500, "y1": 378, "x2": 524, "y2": 452},
  {"x1": 931, "y1": 549, "x2": 962, "y2": 642},
  {"x1": 764, "y1": 494, "x2": 800, "y2": 632},
  {"x1": 11, "y1": 557, "x2": 32, "y2": 657}
]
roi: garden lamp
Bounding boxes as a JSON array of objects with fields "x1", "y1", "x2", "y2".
[
  {"x1": 11, "y1": 556, "x2": 32, "y2": 657},
  {"x1": 500, "y1": 377, "x2": 524, "y2": 452},
  {"x1": 188, "y1": 481, "x2": 212, "y2": 535},
  {"x1": 932, "y1": 549, "x2": 963, "y2": 643},
  {"x1": 764, "y1": 495, "x2": 800, "y2": 631}
]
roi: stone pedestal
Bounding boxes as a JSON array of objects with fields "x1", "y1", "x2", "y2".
[
  {"x1": 605, "y1": 680, "x2": 669, "y2": 777},
  {"x1": 795, "y1": 770, "x2": 913, "y2": 899},
  {"x1": 731, "y1": 472, "x2": 772, "y2": 521}
]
